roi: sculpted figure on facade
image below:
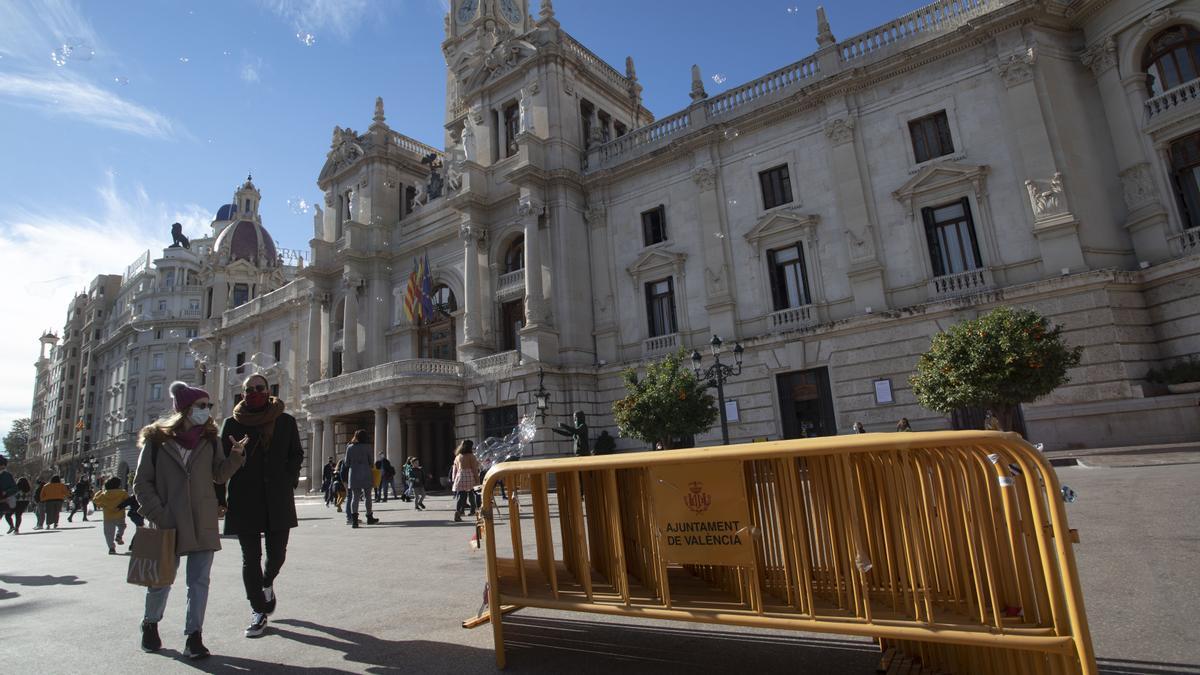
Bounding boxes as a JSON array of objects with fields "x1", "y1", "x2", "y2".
[
  {"x1": 824, "y1": 117, "x2": 855, "y2": 146},
  {"x1": 462, "y1": 112, "x2": 478, "y2": 162},
  {"x1": 997, "y1": 47, "x2": 1037, "y2": 87},
  {"x1": 518, "y1": 86, "x2": 534, "y2": 135},
  {"x1": 691, "y1": 166, "x2": 717, "y2": 192},
  {"x1": 312, "y1": 204, "x2": 323, "y2": 239},
  {"x1": 1025, "y1": 172, "x2": 1067, "y2": 217},
  {"x1": 1119, "y1": 164, "x2": 1157, "y2": 211},
  {"x1": 1080, "y1": 36, "x2": 1116, "y2": 78}
]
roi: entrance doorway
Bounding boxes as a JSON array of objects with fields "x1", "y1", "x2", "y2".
[
  {"x1": 777, "y1": 367, "x2": 837, "y2": 439},
  {"x1": 400, "y1": 405, "x2": 456, "y2": 491}
]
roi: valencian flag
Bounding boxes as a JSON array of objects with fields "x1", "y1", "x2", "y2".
[{"x1": 403, "y1": 253, "x2": 436, "y2": 324}]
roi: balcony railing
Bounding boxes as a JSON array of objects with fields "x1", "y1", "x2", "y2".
[
  {"x1": 705, "y1": 55, "x2": 820, "y2": 120},
  {"x1": 496, "y1": 268, "x2": 525, "y2": 299},
  {"x1": 642, "y1": 333, "x2": 679, "y2": 358},
  {"x1": 838, "y1": 0, "x2": 1000, "y2": 64},
  {"x1": 1169, "y1": 226, "x2": 1200, "y2": 255},
  {"x1": 466, "y1": 350, "x2": 520, "y2": 378},
  {"x1": 1145, "y1": 79, "x2": 1200, "y2": 121},
  {"x1": 308, "y1": 358, "x2": 465, "y2": 398},
  {"x1": 928, "y1": 267, "x2": 994, "y2": 299},
  {"x1": 768, "y1": 304, "x2": 817, "y2": 331},
  {"x1": 223, "y1": 282, "x2": 304, "y2": 328},
  {"x1": 596, "y1": 109, "x2": 691, "y2": 166}
]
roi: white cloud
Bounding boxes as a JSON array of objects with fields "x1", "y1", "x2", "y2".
[
  {"x1": 0, "y1": 0, "x2": 100, "y2": 67},
  {"x1": 259, "y1": 0, "x2": 374, "y2": 40},
  {"x1": 0, "y1": 172, "x2": 211, "y2": 435},
  {"x1": 0, "y1": 72, "x2": 177, "y2": 139}
]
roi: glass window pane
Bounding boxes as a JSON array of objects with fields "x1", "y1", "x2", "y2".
[
  {"x1": 1176, "y1": 48, "x2": 1197, "y2": 84},
  {"x1": 933, "y1": 203, "x2": 964, "y2": 221},
  {"x1": 783, "y1": 265, "x2": 802, "y2": 308},
  {"x1": 773, "y1": 246, "x2": 798, "y2": 263}
]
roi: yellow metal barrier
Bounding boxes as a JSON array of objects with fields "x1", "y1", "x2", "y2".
[{"x1": 469, "y1": 431, "x2": 1096, "y2": 674}]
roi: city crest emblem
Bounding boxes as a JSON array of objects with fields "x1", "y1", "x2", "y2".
[{"x1": 683, "y1": 481, "x2": 712, "y2": 514}]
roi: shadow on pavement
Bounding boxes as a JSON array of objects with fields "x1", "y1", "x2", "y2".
[
  {"x1": 272, "y1": 619, "x2": 497, "y2": 673},
  {"x1": 0, "y1": 574, "x2": 86, "y2": 586},
  {"x1": 1098, "y1": 656, "x2": 1200, "y2": 675},
  {"x1": 161, "y1": 647, "x2": 354, "y2": 674},
  {"x1": 497, "y1": 614, "x2": 880, "y2": 672},
  {"x1": 0, "y1": 588, "x2": 19, "y2": 600}
]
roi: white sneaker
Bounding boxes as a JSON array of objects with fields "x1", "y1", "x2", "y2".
[{"x1": 245, "y1": 612, "x2": 268, "y2": 638}]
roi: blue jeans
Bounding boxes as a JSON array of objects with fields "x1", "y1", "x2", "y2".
[{"x1": 144, "y1": 550, "x2": 214, "y2": 635}]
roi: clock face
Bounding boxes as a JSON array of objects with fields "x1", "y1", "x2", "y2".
[
  {"x1": 499, "y1": 0, "x2": 522, "y2": 24},
  {"x1": 457, "y1": 0, "x2": 478, "y2": 23}
]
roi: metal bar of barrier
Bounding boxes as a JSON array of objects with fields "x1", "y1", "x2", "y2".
[{"x1": 470, "y1": 431, "x2": 1096, "y2": 673}]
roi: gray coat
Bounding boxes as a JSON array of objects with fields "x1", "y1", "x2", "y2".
[
  {"x1": 133, "y1": 428, "x2": 244, "y2": 556},
  {"x1": 344, "y1": 443, "x2": 375, "y2": 490}
]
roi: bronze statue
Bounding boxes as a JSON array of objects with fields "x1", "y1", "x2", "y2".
[
  {"x1": 170, "y1": 222, "x2": 190, "y2": 249},
  {"x1": 553, "y1": 410, "x2": 590, "y2": 457}
]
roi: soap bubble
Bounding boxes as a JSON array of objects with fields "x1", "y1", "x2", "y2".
[
  {"x1": 722, "y1": 128, "x2": 740, "y2": 140},
  {"x1": 475, "y1": 414, "x2": 536, "y2": 471},
  {"x1": 179, "y1": 56, "x2": 190, "y2": 63},
  {"x1": 1060, "y1": 485, "x2": 1077, "y2": 503},
  {"x1": 1034, "y1": 442, "x2": 1045, "y2": 452},
  {"x1": 517, "y1": 415, "x2": 537, "y2": 444},
  {"x1": 854, "y1": 552, "x2": 873, "y2": 573},
  {"x1": 131, "y1": 323, "x2": 155, "y2": 333},
  {"x1": 986, "y1": 453, "x2": 1000, "y2": 465},
  {"x1": 287, "y1": 197, "x2": 311, "y2": 215},
  {"x1": 50, "y1": 49, "x2": 68, "y2": 67},
  {"x1": 727, "y1": 199, "x2": 738, "y2": 207},
  {"x1": 714, "y1": 232, "x2": 726, "y2": 239},
  {"x1": 222, "y1": 50, "x2": 231, "y2": 56},
  {"x1": 711, "y1": 73, "x2": 727, "y2": 85},
  {"x1": 187, "y1": 337, "x2": 213, "y2": 363},
  {"x1": 113, "y1": 76, "x2": 129, "y2": 85},
  {"x1": 997, "y1": 476, "x2": 1014, "y2": 487},
  {"x1": 296, "y1": 31, "x2": 316, "y2": 47},
  {"x1": 786, "y1": 6, "x2": 800, "y2": 15}
]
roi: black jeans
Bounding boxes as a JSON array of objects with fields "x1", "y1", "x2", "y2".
[
  {"x1": 238, "y1": 530, "x2": 290, "y2": 613},
  {"x1": 455, "y1": 490, "x2": 480, "y2": 515}
]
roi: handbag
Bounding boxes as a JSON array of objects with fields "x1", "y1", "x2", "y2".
[
  {"x1": 126, "y1": 526, "x2": 177, "y2": 588},
  {"x1": 371, "y1": 467, "x2": 382, "y2": 489}
]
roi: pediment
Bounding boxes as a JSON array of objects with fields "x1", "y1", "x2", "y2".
[
  {"x1": 627, "y1": 247, "x2": 686, "y2": 277},
  {"x1": 893, "y1": 162, "x2": 989, "y2": 202},
  {"x1": 745, "y1": 211, "x2": 820, "y2": 247}
]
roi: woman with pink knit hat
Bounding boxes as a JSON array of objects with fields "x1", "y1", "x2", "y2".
[{"x1": 133, "y1": 381, "x2": 247, "y2": 659}]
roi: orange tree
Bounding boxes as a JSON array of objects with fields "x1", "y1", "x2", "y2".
[
  {"x1": 910, "y1": 306, "x2": 1082, "y2": 432},
  {"x1": 612, "y1": 349, "x2": 717, "y2": 449}
]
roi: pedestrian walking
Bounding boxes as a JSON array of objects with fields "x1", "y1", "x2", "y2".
[
  {"x1": 32, "y1": 478, "x2": 46, "y2": 529},
  {"x1": 408, "y1": 458, "x2": 427, "y2": 511},
  {"x1": 344, "y1": 430, "x2": 378, "y2": 528},
  {"x1": 119, "y1": 493, "x2": 144, "y2": 528},
  {"x1": 218, "y1": 374, "x2": 304, "y2": 639},
  {"x1": 67, "y1": 476, "x2": 92, "y2": 522},
  {"x1": 5, "y1": 476, "x2": 32, "y2": 534},
  {"x1": 92, "y1": 476, "x2": 129, "y2": 554},
  {"x1": 451, "y1": 440, "x2": 481, "y2": 522},
  {"x1": 322, "y1": 458, "x2": 335, "y2": 507},
  {"x1": 0, "y1": 456, "x2": 17, "y2": 530},
  {"x1": 374, "y1": 455, "x2": 396, "y2": 502},
  {"x1": 852, "y1": 421, "x2": 867, "y2": 434},
  {"x1": 133, "y1": 381, "x2": 246, "y2": 659},
  {"x1": 896, "y1": 417, "x2": 913, "y2": 432},
  {"x1": 40, "y1": 475, "x2": 71, "y2": 528}
]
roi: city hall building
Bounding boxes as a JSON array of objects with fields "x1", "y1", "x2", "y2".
[{"x1": 29, "y1": 0, "x2": 1200, "y2": 486}]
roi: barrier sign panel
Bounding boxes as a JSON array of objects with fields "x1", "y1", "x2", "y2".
[{"x1": 649, "y1": 460, "x2": 755, "y2": 566}]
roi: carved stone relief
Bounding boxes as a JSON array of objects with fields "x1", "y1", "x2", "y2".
[
  {"x1": 1080, "y1": 36, "x2": 1116, "y2": 78},
  {"x1": 997, "y1": 48, "x2": 1037, "y2": 87},
  {"x1": 823, "y1": 117, "x2": 855, "y2": 145},
  {"x1": 1119, "y1": 163, "x2": 1157, "y2": 210},
  {"x1": 1025, "y1": 172, "x2": 1068, "y2": 218},
  {"x1": 691, "y1": 166, "x2": 717, "y2": 191}
]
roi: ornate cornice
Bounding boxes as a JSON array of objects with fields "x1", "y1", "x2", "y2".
[
  {"x1": 517, "y1": 196, "x2": 544, "y2": 218},
  {"x1": 1143, "y1": 8, "x2": 1173, "y2": 30},
  {"x1": 1080, "y1": 36, "x2": 1116, "y2": 78}
]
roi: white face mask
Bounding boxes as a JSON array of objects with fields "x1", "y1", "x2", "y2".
[{"x1": 190, "y1": 408, "x2": 211, "y2": 426}]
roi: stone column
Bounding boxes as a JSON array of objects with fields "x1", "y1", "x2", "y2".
[
  {"x1": 319, "y1": 299, "x2": 331, "y2": 379},
  {"x1": 343, "y1": 277, "x2": 360, "y2": 372},
  {"x1": 321, "y1": 417, "x2": 335, "y2": 465},
  {"x1": 310, "y1": 419, "x2": 324, "y2": 489},
  {"x1": 519, "y1": 195, "x2": 545, "y2": 328},
  {"x1": 374, "y1": 407, "x2": 387, "y2": 461},
  {"x1": 459, "y1": 216, "x2": 483, "y2": 351},
  {"x1": 386, "y1": 406, "x2": 402, "y2": 464},
  {"x1": 306, "y1": 292, "x2": 322, "y2": 384},
  {"x1": 691, "y1": 166, "x2": 737, "y2": 338},
  {"x1": 405, "y1": 419, "x2": 419, "y2": 467}
]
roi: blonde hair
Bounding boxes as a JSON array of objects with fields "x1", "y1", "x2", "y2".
[{"x1": 137, "y1": 408, "x2": 218, "y2": 448}]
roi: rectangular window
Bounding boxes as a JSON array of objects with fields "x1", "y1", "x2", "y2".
[
  {"x1": 189, "y1": 299, "x2": 201, "y2": 312},
  {"x1": 644, "y1": 278, "x2": 677, "y2": 338},
  {"x1": 759, "y1": 164, "x2": 794, "y2": 210},
  {"x1": 183, "y1": 353, "x2": 195, "y2": 370},
  {"x1": 1170, "y1": 131, "x2": 1200, "y2": 230},
  {"x1": 614, "y1": 121, "x2": 628, "y2": 138},
  {"x1": 163, "y1": 269, "x2": 176, "y2": 288},
  {"x1": 236, "y1": 352, "x2": 246, "y2": 374},
  {"x1": 641, "y1": 206, "x2": 667, "y2": 246},
  {"x1": 154, "y1": 328, "x2": 162, "y2": 340},
  {"x1": 94, "y1": 329, "x2": 101, "y2": 340},
  {"x1": 157, "y1": 300, "x2": 167, "y2": 312},
  {"x1": 404, "y1": 185, "x2": 417, "y2": 216},
  {"x1": 491, "y1": 109, "x2": 501, "y2": 162},
  {"x1": 273, "y1": 340, "x2": 282, "y2": 364},
  {"x1": 503, "y1": 103, "x2": 519, "y2": 157},
  {"x1": 909, "y1": 111, "x2": 955, "y2": 164},
  {"x1": 768, "y1": 244, "x2": 812, "y2": 311},
  {"x1": 482, "y1": 405, "x2": 519, "y2": 440},
  {"x1": 232, "y1": 283, "x2": 250, "y2": 307},
  {"x1": 501, "y1": 300, "x2": 524, "y2": 351},
  {"x1": 130, "y1": 357, "x2": 139, "y2": 374},
  {"x1": 580, "y1": 101, "x2": 594, "y2": 149},
  {"x1": 270, "y1": 384, "x2": 280, "y2": 398},
  {"x1": 921, "y1": 197, "x2": 983, "y2": 277},
  {"x1": 152, "y1": 353, "x2": 164, "y2": 370},
  {"x1": 150, "y1": 383, "x2": 163, "y2": 401},
  {"x1": 185, "y1": 328, "x2": 198, "y2": 338}
]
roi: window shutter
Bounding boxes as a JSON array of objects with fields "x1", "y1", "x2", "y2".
[
  {"x1": 798, "y1": 243, "x2": 813, "y2": 305},
  {"x1": 961, "y1": 197, "x2": 983, "y2": 268},
  {"x1": 921, "y1": 207, "x2": 945, "y2": 278},
  {"x1": 667, "y1": 278, "x2": 678, "y2": 334},
  {"x1": 936, "y1": 114, "x2": 954, "y2": 154},
  {"x1": 766, "y1": 249, "x2": 783, "y2": 311}
]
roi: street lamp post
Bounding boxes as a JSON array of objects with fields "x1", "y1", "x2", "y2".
[
  {"x1": 691, "y1": 335, "x2": 744, "y2": 445},
  {"x1": 533, "y1": 367, "x2": 551, "y2": 423}
]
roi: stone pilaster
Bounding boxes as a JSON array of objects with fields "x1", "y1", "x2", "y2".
[
  {"x1": 824, "y1": 111, "x2": 887, "y2": 311},
  {"x1": 517, "y1": 192, "x2": 559, "y2": 364},
  {"x1": 459, "y1": 214, "x2": 485, "y2": 356},
  {"x1": 386, "y1": 406, "x2": 402, "y2": 465},
  {"x1": 691, "y1": 165, "x2": 737, "y2": 338},
  {"x1": 343, "y1": 276, "x2": 360, "y2": 372}
]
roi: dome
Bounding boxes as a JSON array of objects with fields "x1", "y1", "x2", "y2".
[
  {"x1": 215, "y1": 203, "x2": 237, "y2": 221},
  {"x1": 214, "y1": 219, "x2": 278, "y2": 266}
]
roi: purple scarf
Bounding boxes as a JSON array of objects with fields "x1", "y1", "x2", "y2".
[{"x1": 175, "y1": 425, "x2": 205, "y2": 450}]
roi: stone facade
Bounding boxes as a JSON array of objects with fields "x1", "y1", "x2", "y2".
[{"x1": 28, "y1": 0, "x2": 1200, "y2": 485}]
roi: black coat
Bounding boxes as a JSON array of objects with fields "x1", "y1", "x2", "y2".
[{"x1": 218, "y1": 412, "x2": 304, "y2": 535}]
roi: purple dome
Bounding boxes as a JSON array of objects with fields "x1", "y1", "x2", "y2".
[
  {"x1": 215, "y1": 219, "x2": 278, "y2": 266},
  {"x1": 215, "y1": 203, "x2": 237, "y2": 221}
]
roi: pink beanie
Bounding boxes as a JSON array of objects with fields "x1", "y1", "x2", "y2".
[{"x1": 170, "y1": 381, "x2": 209, "y2": 412}]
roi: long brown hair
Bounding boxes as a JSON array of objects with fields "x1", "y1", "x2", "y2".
[
  {"x1": 454, "y1": 439, "x2": 474, "y2": 456},
  {"x1": 138, "y1": 407, "x2": 218, "y2": 448}
]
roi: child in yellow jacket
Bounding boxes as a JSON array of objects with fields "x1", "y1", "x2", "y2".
[{"x1": 91, "y1": 477, "x2": 128, "y2": 555}]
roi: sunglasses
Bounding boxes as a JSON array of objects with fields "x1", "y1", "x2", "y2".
[
  {"x1": 192, "y1": 402, "x2": 214, "y2": 410},
  {"x1": 244, "y1": 384, "x2": 267, "y2": 393}
]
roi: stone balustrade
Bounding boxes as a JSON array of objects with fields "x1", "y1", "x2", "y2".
[
  {"x1": 223, "y1": 282, "x2": 304, "y2": 328},
  {"x1": 768, "y1": 304, "x2": 817, "y2": 332},
  {"x1": 496, "y1": 268, "x2": 525, "y2": 299},
  {"x1": 308, "y1": 358, "x2": 465, "y2": 398},
  {"x1": 1145, "y1": 79, "x2": 1200, "y2": 121},
  {"x1": 466, "y1": 350, "x2": 521, "y2": 378},
  {"x1": 391, "y1": 131, "x2": 443, "y2": 160},
  {"x1": 706, "y1": 56, "x2": 820, "y2": 119},
  {"x1": 838, "y1": 0, "x2": 999, "y2": 64},
  {"x1": 560, "y1": 31, "x2": 632, "y2": 93},
  {"x1": 596, "y1": 109, "x2": 691, "y2": 166},
  {"x1": 1169, "y1": 226, "x2": 1200, "y2": 255},
  {"x1": 642, "y1": 333, "x2": 679, "y2": 358},
  {"x1": 928, "y1": 267, "x2": 994, "y2": 299}
]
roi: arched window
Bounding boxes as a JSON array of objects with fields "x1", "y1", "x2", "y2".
[
  {"x1": 428, "y1": 284, "x2": 457, "y2": 318},
  {"x1": 1143, "y1": 25, "x2": 1200, "y2": 96},
  {"x1": 419, "y1": 284, "x2": 457, "y2": 361},
  {"x1": 503, "y1": 236, "x2": 524, "y2": 273}
]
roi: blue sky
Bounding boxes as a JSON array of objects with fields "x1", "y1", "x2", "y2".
[{"x1": 0, "y1": 0, "x2": 924, "y2": 432}]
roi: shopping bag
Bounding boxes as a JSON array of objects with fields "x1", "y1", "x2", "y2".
[
  {"x1": 372, "y1": 467, "x2": 382, "y2": 489},
  {"x1": 126, "y1": 527, "x2": 177, "y2": 588}
]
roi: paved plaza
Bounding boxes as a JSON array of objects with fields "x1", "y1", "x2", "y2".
[{"x1": 2, "y1": 461, "x2": 1199, "y2": 674}]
